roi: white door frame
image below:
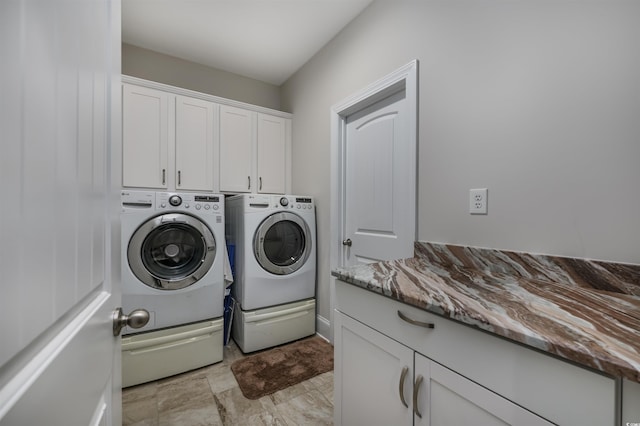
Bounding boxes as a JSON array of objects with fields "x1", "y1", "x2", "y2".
[{"x1": 329, "y1": 60, "x2": 418, "y2": 341}]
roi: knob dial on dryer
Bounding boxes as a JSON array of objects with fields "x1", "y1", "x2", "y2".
[
  {"x1": 280, "y1": 197, "x2": 289, "y2": 207},
  {"x1": 169, "y1": 195, "x2": 182, "y2": 207}
]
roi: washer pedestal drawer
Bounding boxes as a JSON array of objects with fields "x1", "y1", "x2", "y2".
[
  {"x1": 122, "y1": 318, "x2": 223, "y2": 388},
  {"x1": 233, "y1": 298, "x2": 316, "y2": 353}
]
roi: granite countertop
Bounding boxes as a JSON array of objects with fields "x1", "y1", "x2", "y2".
[{"x1": 332, "y1": 242, "x2": 640, "y2": 383}]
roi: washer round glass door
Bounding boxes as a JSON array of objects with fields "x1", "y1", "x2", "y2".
[
  {"x1": 253, "y1": 212, "x2": 312, "y2": 275},
  {"x1": 128, "y1": 213, "x2": 216, "y2": 290}
]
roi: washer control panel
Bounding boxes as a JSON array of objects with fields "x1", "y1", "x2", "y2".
[
  {"x1": 274, "y1": 195, "x2": 314, "y2": 211},
  {"x1": 156, "y1": 192, "x2": 223, "y2": 214}
]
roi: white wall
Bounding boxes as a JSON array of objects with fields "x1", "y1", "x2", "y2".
[
  {"x1": 281, "y1": 0, "x2": 640, "y2": 327},
  {"x1": 123, "y1": 43, "x2": 282, "y2": 110}
]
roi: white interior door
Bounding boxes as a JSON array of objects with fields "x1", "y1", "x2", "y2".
[
  {"x1": 343, "y1": 89, "x2": 415, "y2": 266},
  {"x1": 330, "y1": 61, "x2": 418, "y2": 343},
  {"x1": 0, "y1": 1, "x2": 122, "y2": 425}
]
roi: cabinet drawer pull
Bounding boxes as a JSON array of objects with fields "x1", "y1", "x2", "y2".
[
  {"x1": 399, "y1": 366, "x2": 409, "y2": 408},
  {"x1": 162, "y1": 169, "x2": 166, "y2": 185},
  {"x1": 177, "y1": 170, "x2": 181, "y2": 186},
  {"x1": 248, "y1": 176, "x2": 251, "y2": 190},
  {"x1": 413, "y1": 374, "x2": 424, "y2": 418},
  {"x1": 259, "y1": 176, "x2": 262, "y2": 191},
  {"x1": 397, "y1": 310, "x2": 435, "y2": 329}
]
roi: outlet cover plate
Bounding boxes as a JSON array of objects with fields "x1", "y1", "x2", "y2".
[{"x1": 469, "y1": 188, "x2": 488, "y2": 215}]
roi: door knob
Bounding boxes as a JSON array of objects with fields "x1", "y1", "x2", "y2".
[
  {"x1": 113, "y1": 308, "x2": 150, "y2": 336},
  {"x1": 342, "y1": 238, "x2": 352, "y2": 247}
]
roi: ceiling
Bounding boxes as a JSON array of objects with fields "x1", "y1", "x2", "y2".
[{"x1": 122, "y1": 0, "x2": 373, "y2": 86}]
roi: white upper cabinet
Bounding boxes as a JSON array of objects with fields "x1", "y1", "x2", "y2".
[
  {"x1": 122, "y1": 84, "x2": 169, "y2": 189},
  {"x1": 219, "y1": 107, "x2": 291, "y2": 194},
  {"x1": 219, "y1": 105, "x2": 254, "y2": 193},
  {"x1": 175, "y1": 95, "x2": 217, "y2": 191},
  {"x1": 123, "y1": 85, "x2": 216, "y2": 191},
  {"x1": 122, "y1": 77, "x2": 291, "y2": 194},
  {"x1": 256, "y1": 113, "x2": 288, "y2": 194}
]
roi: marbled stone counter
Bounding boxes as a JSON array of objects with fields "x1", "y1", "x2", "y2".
[{"x1": 332, "y1": 242, "x2": 640, "y2": 383}]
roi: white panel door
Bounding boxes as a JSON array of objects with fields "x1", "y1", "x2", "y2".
[
  {"x1": 219, "y1": 105, "x2": 255, "y2": 193},
  {"x1": 122, "y1": 84, "x2": 169, "y2": 189},
  {"x1": 334, "y1": 313, "x2": 413, "y2": 426},
  {"x1": 0, "y1": 0, "x2": 122, "y2": 425},
  {"x1": 175, "y1": 95, "x2": 216, "y2": 191},
  {"x1": 257, "y1": 113, "x2": 287, "y2": 194},
  {"x1": 344, "y1": 89, "x2": 414, "y2": 265}
]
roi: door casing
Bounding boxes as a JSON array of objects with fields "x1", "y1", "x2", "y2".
[{"x1": 329, "y1": 60, "x2": 419, "y2": 342}]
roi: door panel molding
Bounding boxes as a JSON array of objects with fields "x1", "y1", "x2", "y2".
[{"x1": 0, "y1": 288, "x2": 109, "y2": 420}]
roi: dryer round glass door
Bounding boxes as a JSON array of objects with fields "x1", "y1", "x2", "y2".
[
  {"x1": 253, "y1": 212, "x2": 312, "y2": 275},
  {"x1": 128, "y1": 213, "x2": 216, "y2": 290}
]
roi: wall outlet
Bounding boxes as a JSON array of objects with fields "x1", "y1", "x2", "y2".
[{"x1": 469, "y1": 188, "x2": 488, "y2": 215}]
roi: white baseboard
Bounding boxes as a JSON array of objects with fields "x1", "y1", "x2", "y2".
[{"x1": 316, "y1": 314, "x2": 331, "y2": 342}]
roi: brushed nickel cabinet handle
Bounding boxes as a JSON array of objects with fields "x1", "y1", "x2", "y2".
[
  {"x1": 399, "y1": 366, "x2": 409, "y2": 408},
  {"x1": 259, "y1": 176, "x2": 262, "y2": 191},
  {"x1": 177, "y1": 170, "x2": 181, "y2": 186},
  {"x1": 248, "y1": 176, "x2": 251, "y2": 190},
  {"x1": 162, "y1": 169, "x2": 166, "y2": 185},
  {"x1": 397, "y1": 310, "x2": 435, "y2": 329},
  {"x1": 413, "y1": 374, "x2": 424, "y2": 418}
]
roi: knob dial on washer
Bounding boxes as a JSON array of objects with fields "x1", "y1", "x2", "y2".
[
  {"x1": 280, "y1": 197, "x2": 289, "y2": 207},
  {"x1": 169, "y1": 195, "x2": 182, "y2": 207}
]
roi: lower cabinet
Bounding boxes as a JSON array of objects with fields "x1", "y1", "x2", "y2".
[
  {"x1": 416, "y1": 354, "x2": 551, "y2": 426},
  {"x1": 335, "y1": 312, "x2": 413, "y2": 426},
  {"x1": 335, "y1": 312, "x2": 552, "y2": 426},
  {"x1": 334, "y1": 280, "x2": 618, "y2": 426}
]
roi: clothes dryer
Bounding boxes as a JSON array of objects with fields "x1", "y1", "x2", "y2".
[
  {"x1": 226, "y1": 194, "x2": 317, "y2": 352},
  {"x1": 121, "y1": 190, "x2": 225, "y2": 334}
]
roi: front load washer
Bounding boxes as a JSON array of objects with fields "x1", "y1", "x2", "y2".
[
  {"x1": 226, "y1": 194, "x2": 317, "y2": 352},
  {"x1": 121, "y1": 190, "x2": 225, "y2": 334}
]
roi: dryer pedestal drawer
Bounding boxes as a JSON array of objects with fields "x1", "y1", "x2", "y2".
[
  {"x1": 233, "y1": 299, "x2": 316, "y2": 353},
  {"x1": 122, "y1": 318, "x2": 223, "y2": 387}
]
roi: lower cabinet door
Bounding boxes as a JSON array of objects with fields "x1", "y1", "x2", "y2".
[
  {"x1": 334, "y1": 312, "x2": 414, "y2": 426},
  {"x1": 414, "y1": 353, "x2": 553, "y2": 426}
]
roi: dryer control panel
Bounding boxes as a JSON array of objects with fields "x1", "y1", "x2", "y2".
[{"x1": 156, "y1": 192, "x2": 223, "y2": 215}]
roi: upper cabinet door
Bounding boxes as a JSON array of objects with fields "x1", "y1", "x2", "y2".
[
  {"x1": 257, "y1": 113, "x2": 288, "y2": 194},
  {"x1": 175, "y1": 95, "x2": 216, "y2": 191},
  {"x1": 219, "y1": 105, "x2": 254, "y2": 193},
  {"x1": 122, "y1": 84, "x2": 169, "y2": 189}
]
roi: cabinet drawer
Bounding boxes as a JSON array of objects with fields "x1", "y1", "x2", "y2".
[{"x1": 335, "y1": 280, "x2": 617, "y2": 426}]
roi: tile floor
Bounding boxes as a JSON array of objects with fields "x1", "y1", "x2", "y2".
[{"x1": 122, "y1": 341, "x2": 334, "y2": 426}]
